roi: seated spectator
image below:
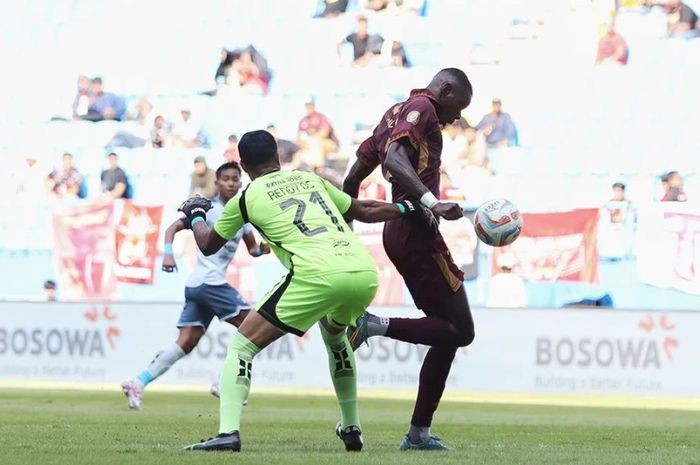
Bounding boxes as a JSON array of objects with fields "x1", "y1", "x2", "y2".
[
  {"x1": 486, "y1": 254, "x2": 527, "y2": 308},
  {"x1": 190, "y1": 156, "x2": 217, "y2": 198},
  {"x1": 43, "y1": 280, "x2": 57, "y2": 302},
  {"x1": 382, "y1": 40, "x2": 411, "y2": 67},
  {"x1": 605, "y1": 182, "x2": 635, "y2": 223},
  {"x1": 362, "y1": 0, "x2": 424, "y2": 14},
  {"x1": 476, "y1": 98, "x2": 517, "y2": 148},
  {"x1": 72, "y1": 75, "x2": 92, "y2": 119},
  {"x1": 337, "y1": 15, "x2": 384, "y2": 67},
  {"x1": 223, "y1": 134, "x2": 240, "y2": 162},
  {"x1": 267, "y1": 124, "x2": 301, "y2": 170},
  {"x1": 125, "y1": 98, "x2": 154, "y2": 125},
  {"x1": 150, "y1": 115, "x2": 172, "y2": 149},
  {"x1": 230, "y1": 51, "x2": 268, "y2": 95},
  {"x1": 664, "y1": 0, "x2": 700, "y2": 38},
  {"x1": 83, "y1": 77, "x2": 125, "y2": 122},
  {"x1": 216, "y1": 46, "x2": 271, "y2": 93},
  {"x1": 296, "y1": 99, "x2": 339, "y2": 169},
  {"x1": 595, "y1": 19, "x2": 629, "y2": 65},
  {"x1": 46, "y1": 153, "x2": 83, "y2": 199},
  {"x1": 316, "y1": 0, "x2": 348, "y2": 17},
  {"x1": 661, "y1": 171, "x2": 688, "y2": 201},
  {"x1": 100, "y1": 153, "x2": 129, "y2": 199},
  {"x1": 171, "y1": 107, "x2": 204, "y2": 148}
]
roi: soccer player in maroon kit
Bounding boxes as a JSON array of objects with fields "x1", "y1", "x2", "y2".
[{"x1": 343, "y1": 68, "x2": 474, "y2": 451}]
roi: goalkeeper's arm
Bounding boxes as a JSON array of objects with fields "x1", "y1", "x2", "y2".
[{"x1": 191, "y1": 221, "x2": 229, "y2": 256}]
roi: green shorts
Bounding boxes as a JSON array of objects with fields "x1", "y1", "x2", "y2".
[{"x1": 256, "y1": 270, "x2": 378, "y2": 336}]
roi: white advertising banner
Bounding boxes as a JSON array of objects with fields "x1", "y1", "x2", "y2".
[{"x1": 0, "y1": 302, "x2": 698, "y2": 397}]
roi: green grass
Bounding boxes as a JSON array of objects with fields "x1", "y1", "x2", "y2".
[{"x1": 0, "y1": 389, "x2": 699, "y2": 465}]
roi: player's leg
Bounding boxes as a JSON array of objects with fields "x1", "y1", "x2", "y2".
[
  {"x1": 185, "y1": 311, "x2": 286, "y2": 452},
  {"x1": 122, "y1": 287, "x2": 213, "y2": 410},
  {"x1": 207, "y1": 284, "x2": 252, "y2": 397},
  {"x1": 185, "y1": 274, "x2": 297, "y2": 452},
  {"x1": 348, "y1": 255, "x2": 474, "y2": 349},
  {"x1": 402, "y1": 287, "x2": 473, "y2": 450},
  {"x1": 323, "y1": 270, "x2": 378, "y2": 452}
]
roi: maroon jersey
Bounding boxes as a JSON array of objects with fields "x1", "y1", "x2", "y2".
[
  {"x1": 357, "y1": 89, "x2": 463, "y2": 310},
  {"x1": 356, "y1": 89, "x2": 443, "y2": 202}
]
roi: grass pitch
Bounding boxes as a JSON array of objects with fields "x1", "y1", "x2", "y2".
[{"x1": 0, "y1": 389, "x2": 699, "y2": 465}]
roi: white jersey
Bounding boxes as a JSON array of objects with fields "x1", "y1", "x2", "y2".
[{"x1": 186, "y1": 196, "x2": 251, "y2": 288}]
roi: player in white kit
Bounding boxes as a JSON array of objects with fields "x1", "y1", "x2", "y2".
[{"x1": 121, "y1": 161, "x2": 269, "y2": 410}]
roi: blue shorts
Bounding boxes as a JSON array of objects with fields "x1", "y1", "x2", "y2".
[{"x1": 178, "y1": 284, "x2": 250, "y2": 329}]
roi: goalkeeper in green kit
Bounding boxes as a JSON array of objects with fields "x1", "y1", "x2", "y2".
[{"x1": 179, "y1": 130, "x2": 438, "y2": 452}]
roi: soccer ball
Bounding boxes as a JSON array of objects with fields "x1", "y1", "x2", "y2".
[{"x1": 474, "y1": 199, "x2": 522, "y2": 247}]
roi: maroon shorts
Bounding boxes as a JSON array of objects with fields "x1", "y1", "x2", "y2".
[{"x1": 383, "y1": 218, "x2": 464, "y2": 311}]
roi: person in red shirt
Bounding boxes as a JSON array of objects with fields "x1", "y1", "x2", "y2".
[
  {"x1": 343, "y1": 68, "x2": 473, "y2": 451},
  {"x1": 595, "y1": 19, "x2": 629, "y2": 65},
  {"x1": 296, "y1": 99, "x2": 339, "y2": 169}
]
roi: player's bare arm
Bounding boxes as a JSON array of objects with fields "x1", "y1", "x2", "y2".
[
  {"x1": 342, "y1": 159, "x2": 376, "y2": 198},
  {"x1": 345, "y1": 198, "x2": 401, "y2": 223},
  {"x1": 242, "y1": 231, "x2": 271, "y2": 257},
  {"x1": 385, "y1": 139, "x2": 463, "y2": 220},
  {"x1": 162, "y1": 218, "x2": 186, "y2": 272},
  {"x1": 345, "y1": 198, "x2": 438, "y2": 234},
  {"x1": 192, "y1": 221, "x2": 228, "y2": 257}
]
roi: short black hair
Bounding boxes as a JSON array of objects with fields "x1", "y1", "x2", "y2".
[
  {"x1": 62, "y1": 152, "x2": 72, "y2": 158},
  {"x1": 216, "y1": 161, "x2": 241, "y2": 179},
  {"x1": 92, "y1": 77, "x2": 102, "y2": 84},
  {"x1": 612, "y1": 182, "x2": 625, "y2": 190},
  {"x1": 437, "y1": 68, "x2": 473, "y2": 98},
  {"x1": 238, "y1": 130, "x2": 278, "y2": 166},
  {"x1": 43, "y1": 280, "x2": 56, "y2": 290},
  {"x1": 107, "y1": 152, "x2": 117, "y2": 158},
  {"x1": 228, "y1": 134, "x2": 237, "y2": 142}
]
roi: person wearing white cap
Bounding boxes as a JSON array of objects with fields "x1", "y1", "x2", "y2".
[{"x1": 486, "y1": 252, "x2": 527, "y2": 308}]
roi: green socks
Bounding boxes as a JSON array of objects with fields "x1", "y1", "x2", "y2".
[
  {"x1": 320, "y1": 323, "x2": 361, "y2": 429},
  {"x1": 219, "y1": 333, "x2": 260, "y2": 434}
]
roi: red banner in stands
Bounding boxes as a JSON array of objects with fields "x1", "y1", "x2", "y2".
[
  {"x1": 52, "y1": 203, "x2": 118, "y2": 301},
  {"x1": 493, "y1": 208, "x2": 599, "y2": 283},
  {"x1": 114, "y1": 202, "x2": 163, "y2": 284}
]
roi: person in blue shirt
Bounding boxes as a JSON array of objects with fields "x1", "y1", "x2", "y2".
[
  {"x1": 82, "y1": 77, "x2": 126, "y2": 121},
  {"x1": 476, "y1": 98, "x2": 517, "y2": 148}
]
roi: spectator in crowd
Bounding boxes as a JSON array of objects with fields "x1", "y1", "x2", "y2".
[
  {"x1": 150, "y1": 115, "x2": 172, "y2": 149},
  {"x1": 384, "y1": 40, "x2": 411, "y2": 67},
  {"x1": 215, "y1": 46, "x2": 271, "y2": 93},
  {"x1": 125, "y1": 98, "x2": 154, "y2": 125},
  {"x1": 43, "y1": 280, "x2": 57, "y2": 302},
  {"x1": 83, "y1": 77, "x2": 125, "y2": 122},
  {"x1": 476, "y1": 98, "x2": 517, "y2": 148},
  {"x1": 229, "y1": 51, "x2": 268, "y2": 95},
  {"x1": 595, "y1": 18, "x2": 629, "y2": 65},
  {"x1": 190, "y1": 156, "x2": 217, "y2": 198},
  {"x1": 442, "y1": 118, "x2": 469, "y2": 168},
  {"x1": 337, "y1": 15, "x2": 384, "y2": 67},
  {"x1": 362, "y1": 0, "x2": 424, "y2": 14},
  {"x1": 100, "y1": 152, "x2": 129, "y2": 199},
  {"x1": 605, "y1": 182, "x2": 635, "y2": 223},
  {"x1": 267, "y1": 124, "x2": 301, "y2": 169},
  {"x1": 223, "y1": 134, "x2": 240, "y2": 162},
  {"x1": 46, "y1": 153, "x2": 83, "y2": 199},
  {"x1": 662, "y1": 171, "x2": 688, "y2": 201},
  {"x1": 486, "y1": 254, "x2": 527, "y2": 308},
  {"x1": 316, "y1": 0, "x2": 348, "y2": 17},
  {"x1": 296, "y1": 99, "x2": 339, "y2": 169},
  {"x1": 171, "y1": 107, "x2": 204, "y2": 148},
  {"x1": 72, "y1": 75, "x2": 92, "y2": 119},
  {"x1": 665, "y1": 0, "x2": 700, "y2": 38}
]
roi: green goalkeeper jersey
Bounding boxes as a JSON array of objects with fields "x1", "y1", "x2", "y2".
[{"x1": 214, "y1": 170, "x2": 376, "y2": 277}]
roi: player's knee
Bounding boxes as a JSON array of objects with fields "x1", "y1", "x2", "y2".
[
  {"x1": 178, "y1": 331, "x2": 203, "y2": 353},
  {"x1": 456, "y1": 327, "x2": 475, "y2": 347}
]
